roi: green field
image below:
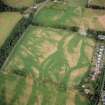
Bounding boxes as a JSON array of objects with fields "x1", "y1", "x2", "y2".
[
  {"x1": 0, "y1": 0, "x2": 104, "y2": 105},
  {"x1": 89, "y1": 0, "x2": 105, "y2": 7},
  {"x1": 33, "y1": 2, "x2": 105, "y2": 31},
  {"x1": 1, "y1": 0, "x2": 35, "y2": 9},
  {"x1": 66, "y1": 0, "x2": 88, "y2": 7},
  {"x1": 33, "y1": 2, "x2": 83, "y2": 28},
  {"x1": 1, "y1": 25, "x2": 96, "y2": 105},
  {"x1": 0, "y1": 12, "x2": 22, "y2": 47}
]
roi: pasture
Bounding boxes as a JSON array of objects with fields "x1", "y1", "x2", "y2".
[
  {"x1": 0, "y1": 12, "x2": 22, "y2": 47},
  {"x1": 89, "y1": 0, "x2": 105, "y2": 7},
  {"x1": 1, "y1": 0, "x2": 34, "y2": 9},
  {"x1": 66, "y1": 0, "x2": 88, "y2": 7},
  {"x1": 1, "y1": 25, "x2": 96, "y2": 105},
  {"x1": 33, "y1": 2, "x2": 105, "y2": 31}
]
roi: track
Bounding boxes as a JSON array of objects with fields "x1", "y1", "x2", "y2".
[{"x1": 0, "y1": 0, "x2": 51, "y2": 71}]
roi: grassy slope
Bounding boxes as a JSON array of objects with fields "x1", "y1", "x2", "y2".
[
  {"x1": 1, "y1": 0, "x2": 34, "y2": 8},
  {"x1": 0, "y1": 12, "x2": 22, "y2": 47},
  {"x1": 1, "y1": 26, "x2": 96, "y2": 105}
]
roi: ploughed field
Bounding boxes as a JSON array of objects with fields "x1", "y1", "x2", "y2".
[
  {"x1": 0, "y1": 12, "x2": 22, "y2": 47},
  {"x1": 33, "y1": 1, "x2": 105, "y2": 31},
  {"x1": 0, "y1": 25, "x2": 96, "y2": 105}
]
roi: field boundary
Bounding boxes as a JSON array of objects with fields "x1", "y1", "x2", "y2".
[
  {"x1": 0, "y1": 0, "x2": 26, "y2": 12},
  {"x1": 32, "y1": 21, "x2": 105, "y2": 39},
  {"x1": 0, "y1": 17, "x2": 31, "y2": 69},
  {"x1": 0, "y1": 0, "x2": 51, "y2": 71}
]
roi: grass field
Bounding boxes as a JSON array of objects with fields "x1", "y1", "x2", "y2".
[
  {"x1": 1, "y1": 25, "x2": 96, "y2": 105},
  {"x1": 33, "y1": 2, "x2": 105, "y2": 31},
  {"x1": 89, "y1": 0, "x2": 105, "y2": 7},
  {"x1": 0, "y1": 12, "x2": 22, "y2": 47},
  {"x1": 66, "y1": 0, "x2": 88, "y2": 7},
  {"x1": 33, "y1": 2, "x2": 83, "y2": 28},
  {"x1": 1, "y1": 0, "x2": 35, "y2": 9}
]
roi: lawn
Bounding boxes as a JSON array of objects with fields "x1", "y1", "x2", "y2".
[
  {"x1": 33, "y1": 2, "x2": 105, "y2": 31},
  {"x1": 1, "y1": 0, "x2": 35, "y2": 9},
  {"x1": 0, "y1": 12, "x2": 22, "y2": 47},
  {"x1": 1, "y1": 25, "x2": 96, "y2": 105}
]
